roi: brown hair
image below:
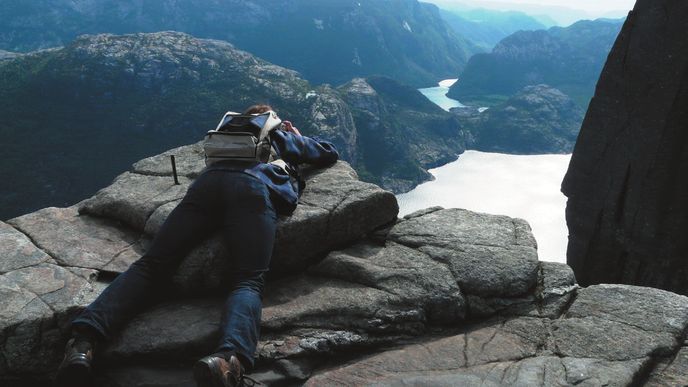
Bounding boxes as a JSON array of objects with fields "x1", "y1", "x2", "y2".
[{"x1": 243, "y1": 104, "x2": 273, "y2": 115}]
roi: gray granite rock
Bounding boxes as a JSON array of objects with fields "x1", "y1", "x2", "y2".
[
  {"x1": 308, "y1": 241, "x2": 465, "y2": 323},
  {"x1": 306, "y1": 326, "x2": 645, "y2": 386},
  {"x1": 566, "y1": 284, "x2": 688, "y2": 336},
  {"x1": 552, "y1": 316, "x2": 676, "y2": 361},
  {"x1": 151, "y1": 161, "x2": 399, "y2": 288},
  {"x1": 99, "y1": 276, "x2": 411, "y2": 363},
  {"x1": 0, "y1": 262, "x2": 103, "y2": 376},
  {"x1": 538, "y1": 261, "x2": 578, "y2": 318},
  {"x1": 3, "y1": 130, "x2": 685, "y2": 386},
  {"x1": 9, "y1": 207, "x2": 143, "y2": 273},
  {"x1": 304, "y1": 316, "x2": 548, "y2": 385},
  {"x1": 0, "y1": 263, "x2": 100, "y2": 331},
  {"x1": 308, "y1": 356, "x2": 643, "y2": 387},
  {"x1": 101, "y1": 241, "x2": 463, "y2": 362},
  {"x1": 389, "y1": 208, "x2": 539, "y2": 298},
  {"x1": 466, "y1": 294, "x2": 537, "y2": 318},
  {"x1": 105, "y1": 299, "x2": 222, "y2": 361},
  {"x1": 550, "y1": 283, "x2": 688, "y2": 369},
  {"x1": 541, "y1": 261, "x2": 577, "y2": 294},
  {"x1": 132, "y1": 142, "x2": 206, "y2": 178},
  {"x1": 560, "y1": 357, "x2": 645, "y2": 387},
  {"x1": 262, "y1": 275, "x2": 424, "y2": 334},
  {"x1": 79, "y1": 172, "x2": 191, "y2": 231},
  {"x1": 58, "y1": 155, "x2": 398, "y2": 292},
  {"x1": 646, "y1": 346, "x2": 688, "y2": 386},
  {"x1": 0, "y1": 221, "x2": 52, "y2": 274},
  {"x1": 257, "y1": 330, "x2": 383, "y2": 361}
]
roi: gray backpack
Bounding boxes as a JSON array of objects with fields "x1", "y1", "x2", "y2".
[{"x1": 203, "y1": 110, "x2": 284, "y2": 166}]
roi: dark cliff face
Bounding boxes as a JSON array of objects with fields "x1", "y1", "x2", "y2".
[
  {"x1": 562, "y1": 0, "x2": 688, "y2": 295},
  {"x1": 0, "y1": 0, "x2": 477, "y2": 87}
]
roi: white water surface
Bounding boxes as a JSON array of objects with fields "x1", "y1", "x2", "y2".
[
  {"x1": 397, "y1": 151, "x2": 571, "y2": 263},
  {"x1": 418, "y1": 79, "x2": 465, "y2": 111},
  {"x1": 407, "y1": 79, "x2": 571, "y2": 262}
]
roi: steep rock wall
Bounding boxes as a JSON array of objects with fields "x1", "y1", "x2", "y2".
[{"x1": 562, "y1": 0, "x2": 688, "y2": 294}]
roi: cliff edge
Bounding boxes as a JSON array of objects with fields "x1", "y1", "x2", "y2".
[
  {"x1": 563, "y1": 0, "x2": 688, "y2": 295},
  {"x1": 1, "y1": 139, "x2": 687, "y2": 385}
]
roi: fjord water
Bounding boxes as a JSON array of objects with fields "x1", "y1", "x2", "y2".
[
  {"x1": 403, "y1": 80, "x2": 571, "y2": 263},
  {"x1": 418, "y1": 79, "x2": 465, "y2": 111}
]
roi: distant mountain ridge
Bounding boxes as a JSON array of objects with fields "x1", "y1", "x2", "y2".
[
  {"x1": 0, "y1": 32, "x2": 466, "y2": 219},
  {"x1": 0, "y1": 0, "x2": 479, "y2": 87},
  {"x1": 0, "y1": 49, "x2": 19, "y2": 61},
  {"x1": 448, "y1": 18, "x2": 625, "y2": 108},
  {"x1": 439, "y1": 8, "x2": 547, "y2": 51}
]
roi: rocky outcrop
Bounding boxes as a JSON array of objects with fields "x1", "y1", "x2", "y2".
[
  {"x1": 562, "y1": 0, "x2": 688, "y2": 295},
  {"x1": 453, "y1": 84, "x2": 584, "y2": 154},
  {"x1": 10, "y1": 147, "x2": 398, "y2": 290},
  {"x1": 1, "y1": 143, "x2": 398, "y2": 382},
  {"x1": 2, "y1": 135, "x2": 688, "y2": 385},
  {"x1": 307, "y1": 283, "x2": 688, "y2": 386}
]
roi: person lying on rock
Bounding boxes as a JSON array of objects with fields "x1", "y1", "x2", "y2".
[{"x1": 56, "y1": 104, "x2": 339, "y2": 387}]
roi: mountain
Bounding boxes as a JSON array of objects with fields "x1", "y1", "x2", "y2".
[
  {"x1": 448, "y1": 18, "x2": 624, "y2": 108},
  {"x1": 340, "y1": 77, "x2": 467, "y2": 192},
  {"x1": 453, "y1": 84, "x2": 584, "y2": 154},
  {"x1": 0, "y1": 0, "x2": 478, "y2": 87},
  {"x1": 439, "y1": 8, "x2": 547, "y2": 51},
  {"x1": 0, "y1": 49, "x2": 20, "y2": 61},
  {"x1": 425, "y1": 0, "x2": 594, "y2": 27},
  {"x1": 0, "y1": 32, "x2": 467, "y2": 220}
]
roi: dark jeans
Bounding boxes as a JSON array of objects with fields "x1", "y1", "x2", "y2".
[{"x1": 73, "y1": 170, "x2": 277, "y2": 368}]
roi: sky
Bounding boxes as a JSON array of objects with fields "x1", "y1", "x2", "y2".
[
  {"x1": 427, "y1": 0, "x2": 637, "y2": 25},
  {"x1": 469, "y1": 0, "x2": 635, "y2": 15}
]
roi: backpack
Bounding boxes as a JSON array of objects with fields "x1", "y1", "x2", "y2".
[{"x1": 203, "y1": 110, "x2": 283, "y2": 166}]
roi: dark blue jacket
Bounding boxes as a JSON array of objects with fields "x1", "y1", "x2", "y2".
[{"x1": 205, "y1": 129, "x2": 339, "y2": 215}]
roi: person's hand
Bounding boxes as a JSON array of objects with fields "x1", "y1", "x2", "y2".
[{"x1": 282, "y1": 121, "x2": 302, "y2": 136}]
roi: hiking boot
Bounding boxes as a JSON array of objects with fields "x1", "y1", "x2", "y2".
[
  {"x1": 55, "y1": 337, "x2": 95, "y2": 387},
  {"x1": 193, "y1": 353, "x2": 244, "y2": 387}
]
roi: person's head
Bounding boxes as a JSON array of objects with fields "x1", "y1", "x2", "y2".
[{"x1": 243, "y1": 104, "x2": 274, "y2": 115}]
